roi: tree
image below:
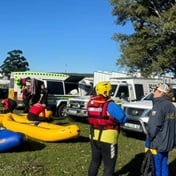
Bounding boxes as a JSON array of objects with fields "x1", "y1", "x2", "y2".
[
  {"x1": 110, "y1": 0, "x2": 176, "y2": 77},
  {"x1": 0, "y1": 50, "x2": 30, "y2": 78}
]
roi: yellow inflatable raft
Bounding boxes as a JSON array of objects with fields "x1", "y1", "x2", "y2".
[{"x1": 1, "y1": 113, "x2": 80, "y2": 142}]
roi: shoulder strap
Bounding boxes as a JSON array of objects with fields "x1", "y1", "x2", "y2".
[{"x1": 141, "y1": 150, "x2": 155, "y2": 176}]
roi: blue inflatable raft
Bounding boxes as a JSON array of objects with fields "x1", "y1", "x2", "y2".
[{"x1": 0, "y1": 128, "x2": 25, "y2": 152}]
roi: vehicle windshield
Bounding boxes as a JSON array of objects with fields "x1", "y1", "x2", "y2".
[
  {"x1": 143, "y1": 93, "x2": 154, "y2": 100},
  {"x1": 87, "y1": 87, "x2": 96, "y2": 96},
  {"x1": 143, "y1": 88, "x2": 176, "y2": 102},
  {"x1": 111, "y1": 85, "x2": 118, "y2": 96}
]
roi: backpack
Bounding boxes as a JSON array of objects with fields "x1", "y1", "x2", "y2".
[{"x1": 141, "y1": 149, "x2": 155, "y2": 176}]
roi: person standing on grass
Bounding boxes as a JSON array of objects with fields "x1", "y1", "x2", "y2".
[
  {"x1": 21, "y1": 84, "x2": 31, "y2": 113},
  {"x1": 39, "y1": 83, "x2": 48, "y2": 106},
  {"x1": 87, "y1": 81, "x2": 128, "y2": 176},
  {"x1": 1, "y1": 98, "x2": 17, "y2": 113},
  {"x1": 146, "y1": 83, "x2": 176, "y2": 176}
]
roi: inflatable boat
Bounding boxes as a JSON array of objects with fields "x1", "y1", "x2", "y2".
[
  {"x1": 1, "y1": 113, "x2": 80, "y2": 142},
  {"x1": 0, "y1": 128, "x2": 24, "y2": 152}
]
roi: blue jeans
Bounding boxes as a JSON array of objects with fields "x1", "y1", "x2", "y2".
[{"x1": 153, "y1": 152, "x2": 169, "y2": 176}]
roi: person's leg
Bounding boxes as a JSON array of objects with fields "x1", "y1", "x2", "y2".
[
  {"x1": 8, "y1": 102, "x2": 16, "y2": 112},
  {"x1": 27, "y1": 113, "x2": 36, "y2": 121},
  {"x1": 88, "y1": 140, "x2": 102, "y2": 176},
  {"x1": 154, "y1": 153, "x2": 162, "y2": 176},
  {"x1": 161, "y1": 152, "x2": 168, "y2": 176},
  {"x1": 26, "y1": 98, "x2": 30, "y2": 112},
  {"x1": 102, "y1": 143, "x2": 118, "y2": 176},
  {"x1": 35, "y1": 116, "x2": 50, "y2": 122},
  {"x1": 23, "y1": 99, "x2": 30, "y2": 113},
  {"x1": 23, "y1": 99, "x2": 28, "y2": 113}
]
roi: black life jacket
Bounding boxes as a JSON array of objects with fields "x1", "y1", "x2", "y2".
[{"x1": 87, "y1": 95, "x2": 119, "y2": 130}]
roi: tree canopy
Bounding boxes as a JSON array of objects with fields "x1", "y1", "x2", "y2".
[
  {"x1": 110, "y1": 0, "x2": 176, "y2": 77},
  {"x1": 0, "y1": 50, "x2": 30, "y2": 78}
]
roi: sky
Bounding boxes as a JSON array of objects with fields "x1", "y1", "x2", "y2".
[{"x1": 0, "y1": 0, "x2": 133, "y2": 74}]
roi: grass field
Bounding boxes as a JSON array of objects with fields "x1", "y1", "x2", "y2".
[{"x1": 0, "y1": 110, "x2": 176, "y2": 176}]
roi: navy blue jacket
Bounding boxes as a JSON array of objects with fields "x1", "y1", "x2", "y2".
[{"x1": 147, "y1": 96, "x2": 176, "y2": 152}]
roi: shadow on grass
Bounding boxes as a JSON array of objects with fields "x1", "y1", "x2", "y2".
[
  {"x1": 114, "y1": 153, "x2": 144, "y2": 176},
  {"x1": 55, "y1": 135, "x2": 90, "y2": 144},
  {"x1": 68, "y1": 116, "x2": 88, "y2": 124},
  {"x1": 169, "y1": 158, "x2": 176, "y2": 176},
  {"x1": 70, "y1": 135, "x2": 90, "y2": 142},
  {"x1": 54, "y1": 121, "x2": 70, "y2": 125},
  {"x1": 4, "y1": 139, "x2": 46, "y2": 153},
  {"x1": 121, "y1": 130, "x2": 146, "y2": 141},
  {"x1": 114, "y1": 153, "x2": 176, "y2": 176}
]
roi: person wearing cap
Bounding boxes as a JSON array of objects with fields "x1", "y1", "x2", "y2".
[
  {"x1": 87, "y1": 81, "x2": 128, "y2": 176},
  {"x1": 146, "y1": 83, "x2": 176, "y2": 176}
]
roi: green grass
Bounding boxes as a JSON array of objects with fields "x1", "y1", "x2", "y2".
[{"x1": 0, "y1": 109, "x2": 176, "y2": 176}]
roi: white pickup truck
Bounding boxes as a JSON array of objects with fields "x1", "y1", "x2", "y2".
[
  {"x1": 121, "y1": 93, "x2": 153, "y2": 134},
  {"x1": 121, "y1": 88, "x2": 176, "y2": 135}
]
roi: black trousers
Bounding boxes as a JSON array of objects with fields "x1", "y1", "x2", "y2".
[
  {"x1": 27, "y1": 113, "x2": 49, "y2": 122},
  {"x1": 7, "y1": 101, "x2": 17, "y2": 113},
  {"x1": 23, "y1": 98, "x2": 30, "y2": 113},
  {"x1": 88, "y1": 140, "x2": 118, "y2": 176}
]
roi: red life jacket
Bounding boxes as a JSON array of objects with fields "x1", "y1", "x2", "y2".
[
  {"x1": 87, "y1": 95, "x2": 119, "y2": 130},
  {"x1": 29, "y1": 104, "x2": 45, "y2": 116}
]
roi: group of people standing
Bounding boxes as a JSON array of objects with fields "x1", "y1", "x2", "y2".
[
  {"x1": 1, "y1": 82, "x2": 49, "y2": 122},
  {"x1": 21, "y1": 82, "x2": 49, "y2": 122},
  {"x1": 21, "y1": 82, "x2": 48, "y2": 113},
  {"x1": 87, "y1": 81, "x2": 176, "y2": 176}
]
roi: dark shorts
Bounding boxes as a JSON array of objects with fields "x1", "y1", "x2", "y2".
[{"x1": 27, "y1": 112, "x2": 50, "y2": 122}]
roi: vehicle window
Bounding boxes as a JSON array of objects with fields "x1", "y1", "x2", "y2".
[
  {"x1": 65, "y1": 82, "x2": 78, "y2": 94},
  {"x1": 116, "y1": 85, "x2": 129, "y2": 98},
  {"x1": 85, "y1": 86, "x2": 95, "y2": 95},
  {"x1": 143, "y1": 88, "x2": 176, "y2": 102},
  {"x1": 111, "y1": 85, "x2": 118, "y2": 96},
  {"x1": 47, "y1": 81, "x2": 64, "y2": 94},
  {"x1": 134, "y1": 84, "x2": 144, "y2": 100},
  {"x1": 143, "y1": 93, "x2": 154, "y2": 100}
]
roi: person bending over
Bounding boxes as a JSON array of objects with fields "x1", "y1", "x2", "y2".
[
  {"x1": 1, "y1": 98, "x2": 17, "y2": 113},
  {"x1": 27, "y1": 103, "x2": 49, "y2": 122}
]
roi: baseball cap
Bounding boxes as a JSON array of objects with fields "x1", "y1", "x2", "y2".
[{"x1": 157, "y1": 84, "x2": 169, "y2": 93}]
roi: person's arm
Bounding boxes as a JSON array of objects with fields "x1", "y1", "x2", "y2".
[{"x1": 107, "y1": 102, "x2": 128, "y2": 124}]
